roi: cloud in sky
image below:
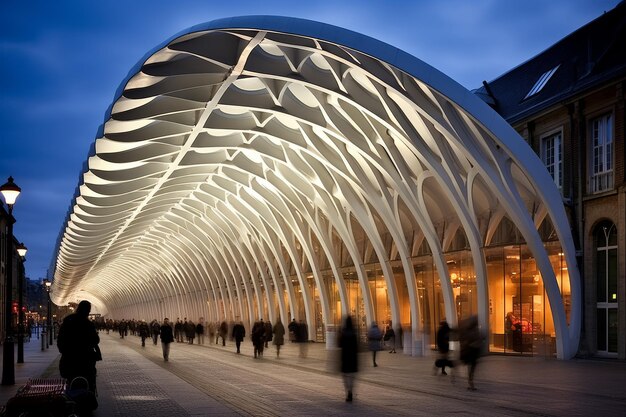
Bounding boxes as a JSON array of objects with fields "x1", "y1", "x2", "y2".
[{"x1": 0, "y1": 0, "x2": 620, "y2": 280}]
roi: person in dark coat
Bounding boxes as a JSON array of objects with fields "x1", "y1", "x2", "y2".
[
  {"x1": 339, "y1": 315, "x2": 358, "y2": 402},
  {"x1": 218, "y1": 321, "x2": 228, "y2": 346},
  {"x1": 232, "y1": 320, "x2": 246, "y2": 353},
  {"x1": 185, "y1": 320, "x2": 196, "y2": 344},
  {"x1": 251, "y1": 319, "x2": 266, "y2": 358},
  {"x1": 384, "y1": 323, "x2": 396, "y2": 353},
  {"x1": 174, "y1": 318, "x2": 183, "y2": 343},
  {"x1": 435, "y1": 319, "x2": 452, "y2": 375},
  {"x1": 367, "y1": 322, "x2": 383, "y2": 367},
  {"x1": 57, "y1": 300, "x2": 101, "y2": 394},
  {"x1": 196, "y1": 320, "x2": 205, "y2": 345},
  {"x1": 288, "y1": 318, "x2": 298, "y2": 342},
  {"x1": 150, "y1": 319, "x2": 160, "y2": 345},
  {"x1": 272, "y1": 319, "x2": 285, "y2": 358},
  {"x1": 138, "y1": 320, "x2": 150, "y2": 347},
  {"x1": 264, "y1": 320, "x2": 273, "y2": 348},
  {"x1": 160, "y1": 318, "x2": 175, "y2": 361},
  {"x1": 459, "y1": 315, "x2": 482, "y2": 390}
]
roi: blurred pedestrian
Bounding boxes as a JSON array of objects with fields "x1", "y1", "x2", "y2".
[
  {"x1": 288, "y1": 318, "x2": 298, "y2": 343},
  {"x1": 232, "y1": 320, "x2": 245, "y2": 354},
  {"x1": 185, "y1": 320, "x2": 196, "y2": 344},
  {"x1": 339, "y1": 315, "x2": 358, "y2": 402},
  {"x1": 272, "y1": 319, "x2": 285, "y2": 358},
  {"x1": 367, "y1": 321, "x2": 383, "y2": 367},
  {"x1": 298, "y1": 320, "x2": 308, "y2": 358},
  {"x1": 174, "y1": 318, "x2": 183, "y2": 343},
  {"x1": 218, "y1": 320, "x2": 228, "y2": 346},
  {"x1": 118, "y1": 319, "x2": 127, "y2": 339},
  {"x1": 264, "y1": 320, "x2": 273, "y2": 348},
  {"x1": 459, "y1": 315, "x2": 482, "y2": 390},
  {"x1": 150, "y1": 319, "x2": 160, "y2": 345},
  {"x1": 434, "y1": 319, "x2": 452, "y2": 375},
  {"x1": 384, "y1": 323, "x2": 396, "y2": 353},
  {"x1": 252, "y1": 319, "x2": 266, "y2": 358},
  {"x1": 160, "y1": 318, "x2": 174, "y2": 361},
  {"x1": 138, "y1": 320, "x2": 150, "y2": 347},
  {"x1": 196, "y1": 320, "x2": 205, "y2": 345}
]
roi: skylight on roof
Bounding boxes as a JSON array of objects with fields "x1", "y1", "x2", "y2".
[{"x1": 524, "y1": 64, "x2": 560, "y2": 99}]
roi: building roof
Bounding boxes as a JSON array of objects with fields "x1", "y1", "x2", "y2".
[{"x1": 474, "y1": 1, "x2": 626, "y2": 123}]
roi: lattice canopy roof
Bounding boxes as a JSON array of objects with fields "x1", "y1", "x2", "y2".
[{"x1": 51, "y1": 16, "x2": 580, "y2": 359}]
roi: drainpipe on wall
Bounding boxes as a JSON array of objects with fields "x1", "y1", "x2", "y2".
[{"x1": 574, "y1": 99, "x2": 588, "y2": 357}]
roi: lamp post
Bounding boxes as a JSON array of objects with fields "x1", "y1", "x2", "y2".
[
  {"x1": 44, "y1": 279, "x2": 52, "y2": 346},
  {"x1": 16, "y1": 243, "x2": 27, "y2": 364},
  {"x1": 1, "y1": 176, "x2": 21, "y2": 385}
]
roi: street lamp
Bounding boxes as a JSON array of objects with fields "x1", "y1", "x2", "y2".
[
  {"x1": 1, "y1": 176, "x2": 21, "y2": 385},
  {"x1": 16, "y1": 243, "x2": 27, "y2": 364},
  {"x1": 43, "y1": 279, "x2": 52, "y2": 347}
]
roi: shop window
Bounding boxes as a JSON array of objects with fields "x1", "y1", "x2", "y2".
[{"x1": 588, "y1": 114, "x2": 614, "y2": 193}]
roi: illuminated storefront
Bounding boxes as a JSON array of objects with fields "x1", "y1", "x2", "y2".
[{"x1": 49, "y1": 16, "x2": 581, "y2": 359}]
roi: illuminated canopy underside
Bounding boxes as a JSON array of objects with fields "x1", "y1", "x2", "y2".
[{"x1": 51, "y1": 17, "x2": 580, "y2": 358}]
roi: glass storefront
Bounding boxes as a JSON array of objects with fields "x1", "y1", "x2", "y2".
[{"x1": 282, "y1": 216, "x2": 571, "y2": 357}]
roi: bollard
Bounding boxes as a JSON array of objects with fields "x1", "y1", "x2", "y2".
[{"x1": 41, "y1": 331, "x2": 46, "y2": 350}]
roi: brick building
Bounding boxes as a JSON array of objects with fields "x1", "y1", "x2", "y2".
[{"x1": 475, "y1": 1, "x2": 626, "y2": 358}]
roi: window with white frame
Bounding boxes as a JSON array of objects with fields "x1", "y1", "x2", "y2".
[
  {"x1": 589, "y1": 114, "x2": 613, "y2": 193},
  {"x1": 541, "y1": 131, "x2": 563, "y2": 190}
]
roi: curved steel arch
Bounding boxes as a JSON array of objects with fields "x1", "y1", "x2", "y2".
[{"x1": 50, "y1": 16, "x2": 580, "y2": 358}]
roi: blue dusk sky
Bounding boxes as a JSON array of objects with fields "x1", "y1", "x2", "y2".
[{"x1": 0, "y1": 0, "x2": 621, "y2": 282}]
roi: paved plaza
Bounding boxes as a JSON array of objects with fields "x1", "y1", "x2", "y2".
[{"x1": 1, "y1": 330, "x2": 625, "y2": 416}]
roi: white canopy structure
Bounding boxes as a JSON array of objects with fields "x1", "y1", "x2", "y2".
[{"x1": 50, "y1": 16, "x2": 580, "y2": 358}]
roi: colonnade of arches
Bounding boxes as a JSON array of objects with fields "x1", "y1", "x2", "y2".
[{"x1": 50, "y1": 17, "x2": 580, "y2": 358}]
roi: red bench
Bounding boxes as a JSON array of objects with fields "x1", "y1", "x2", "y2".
[{"x1": 4, "y1": 378, "x2": 75, "y2": 417}]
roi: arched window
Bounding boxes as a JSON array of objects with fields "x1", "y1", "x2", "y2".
[{"x1": 594, "y1": 220, "x2": 618, "y2": 355}]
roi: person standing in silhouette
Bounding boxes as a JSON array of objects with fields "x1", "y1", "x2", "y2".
[
  {"x1": 339, "y1": 315, "x2": 358, "y2": 402},
  {"x1": 57, "y1": 300, "x2": 101, "y2": 393}
]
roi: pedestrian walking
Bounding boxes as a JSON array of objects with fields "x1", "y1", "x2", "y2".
[
  {"x1": 185, "y1": 320, "x2": 196, "y2": 344},
  {"x1": 459, "y1": 315, "x2": 482, "y2": 390},
  {"x1": 338, "y1": 315, "x2": 358, "y2": 402},
  {"x1": 252, "y1": 319, "x2": 266, "y2": 358},
  {"x1": 384, "y1": 323, "x2": 396, "y2": 353},
  {"x1": 434, "y1": 319, "x2": 453, "y2": 375},
  {"x1": 367, "y1": 321, "x2": 383, "y2": 367},
  {"x1": 272, "y1": 319, "x2": 285, "y2": 358},
  {"x1": 196, "y1": 320, "x2": 205, "y2": 345},
  {"x1": 218, "y1": 320, "x2": 228, "y2": 346},
  {"x1": 288, "y1": 318, "x2": 298, "y2": 343},
  {"x1": 138, "y1": 320, "x2": 150, "y2": 347},
  {"x1": 174, "y1": 318, "x2": 183, "y2": 343},
  {"x1": 160, "y1": 318, "x2": 175, "y2": 362},
  {"x1": 264, "y1": 320, "x2": 273, "y2": 348},
  {"x1": 297, "y1": 320, "x2": 308, "y2": 358},
  {"x1": 150, "y1": 319, "x2": 160, "y2": 345},
  {"x1": 232, "y1": 320, "x2": 245, "y2": 353}
]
